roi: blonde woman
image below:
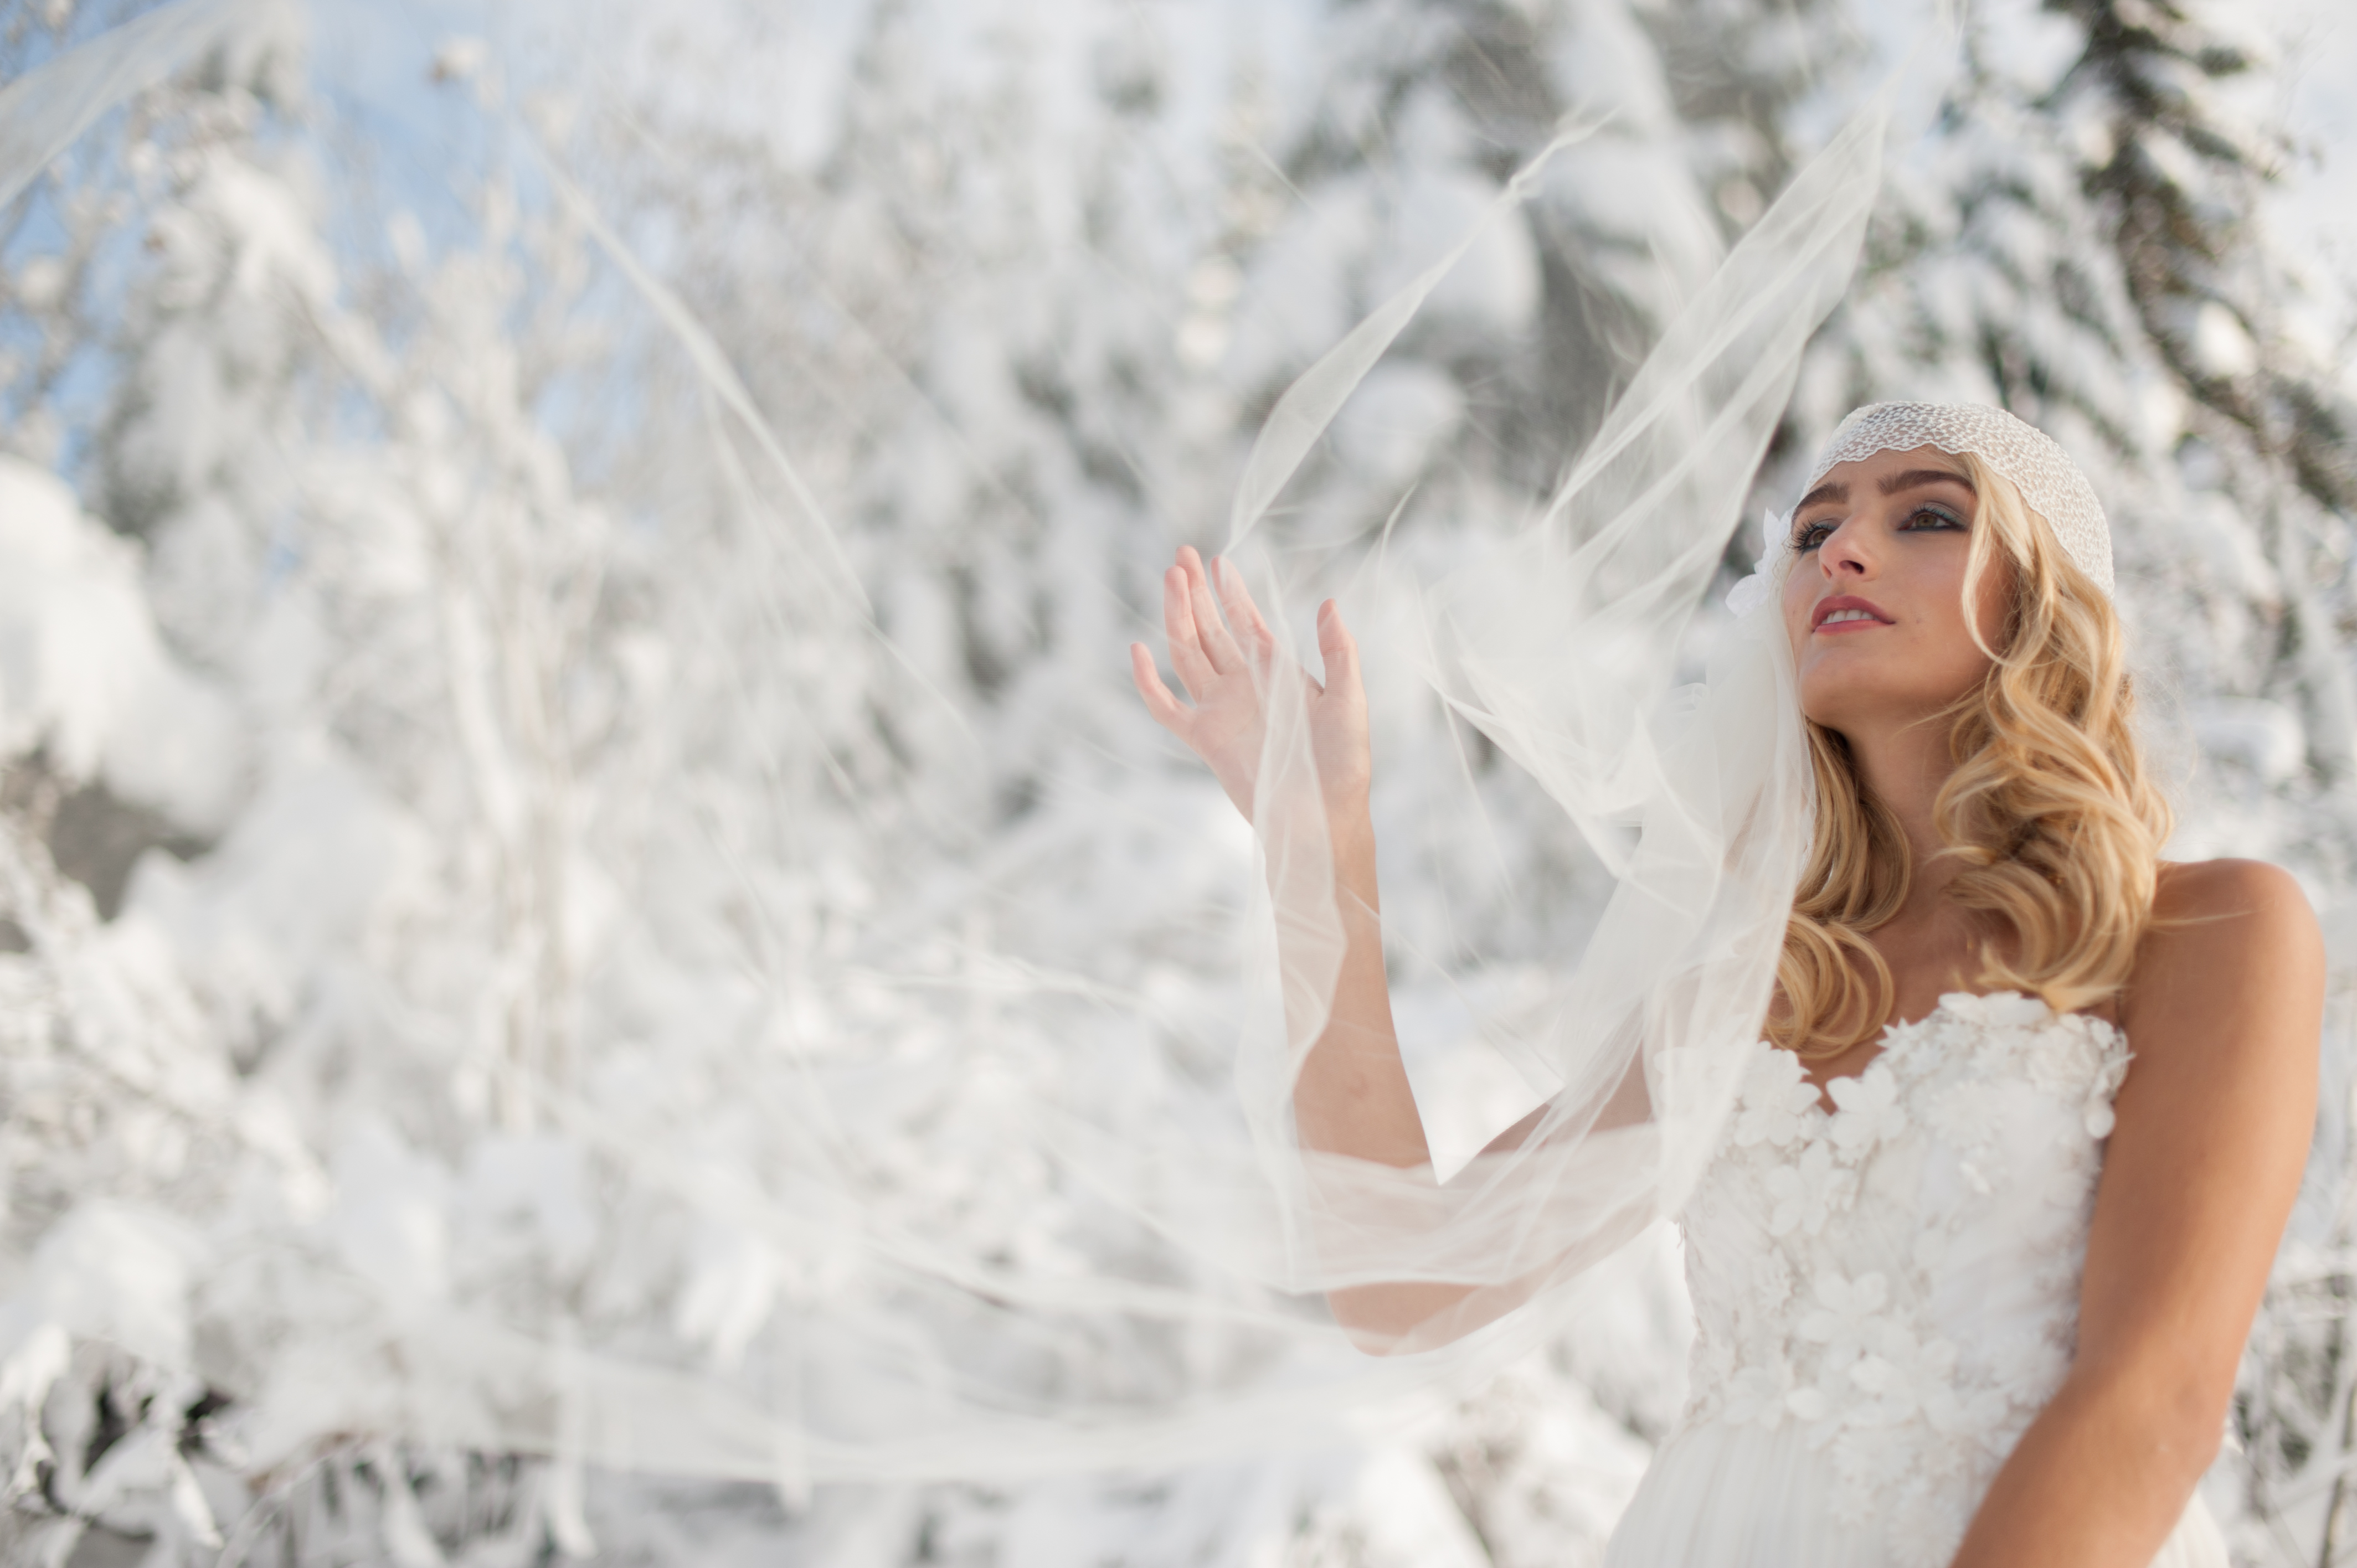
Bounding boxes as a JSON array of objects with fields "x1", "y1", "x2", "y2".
[{"x1": 1131, "y1": 404, "x2": 2322, "y2": 1566}]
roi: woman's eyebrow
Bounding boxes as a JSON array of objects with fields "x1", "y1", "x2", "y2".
[
  {"x1": 1797, "y1": 480, "x2": 1846, "y2": 511},
  {"x1": 1878, "y1": 467, "x2": 1976, "y2": 496}
]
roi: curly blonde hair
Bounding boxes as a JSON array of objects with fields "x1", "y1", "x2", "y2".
[{"x1": 1769, "y1": 451, "x2": 2173, "y2": 1061}]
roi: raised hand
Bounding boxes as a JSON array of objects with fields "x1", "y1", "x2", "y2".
[{"x1": 1129, "y1": 546, "x2": 1370, "y2": 829}]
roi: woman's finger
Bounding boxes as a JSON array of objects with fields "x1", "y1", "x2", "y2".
[
  {"x1": 1163, "y1": 564, "x2": 1218, "y2": 698},
  {"x1": 1130, "y1": 641, "x2": 1189, "y2": 733},
  {"x1": 1317, "y1": 599, "x2": 1360, "y2": 697},
  {"x1": 1213, "y1": 555, "x2": 1275, "y2": 656},
  {"x1": 1179, "y1": 546, "x2": 1247, "y2": 674}
]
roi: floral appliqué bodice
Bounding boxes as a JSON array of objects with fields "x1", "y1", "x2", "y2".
[{"x1": 1677, "y1": 991, "x2": 2132, "y2": 1563}]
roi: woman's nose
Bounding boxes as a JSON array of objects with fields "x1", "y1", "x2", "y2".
[{"x1": 1819, "y1": 520, "x2": 1876, "y2": 577}]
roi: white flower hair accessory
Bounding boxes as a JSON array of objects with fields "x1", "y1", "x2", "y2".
[
  {"x1": 1725, "y1": 504, "x2": 1794, "y2": 618},
  {"x1": 1802, "y1": 403, "x2": 2114, "y2": 596}
]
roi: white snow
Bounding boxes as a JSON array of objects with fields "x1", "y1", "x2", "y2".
[{"x1": 0, "y1": 0, "x2": 2350, "y2": 1561}]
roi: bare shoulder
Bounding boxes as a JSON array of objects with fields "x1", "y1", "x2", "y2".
[
  {"x1": 2146, "y1": 858, "x2": 2322, "y2": 974},
  {"x1": 2124, "y1": 857, "x2": 2323, "y2": 1070},
  {"x1": 2152, "y1": 856, "x2": 2315, "y2": 926}
]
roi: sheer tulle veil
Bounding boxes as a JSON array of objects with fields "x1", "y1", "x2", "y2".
[
  {"x1": 1041, "y1": 18, "x2": 1944, "y2": 1343},
  {"x1": 0, "y1": 0, "x2": 1973, "y2": 1490}
]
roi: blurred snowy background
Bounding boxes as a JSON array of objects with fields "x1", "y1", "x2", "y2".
[{"x1": 0, "y1": 0, "x2": 2353, "y2": 1563}]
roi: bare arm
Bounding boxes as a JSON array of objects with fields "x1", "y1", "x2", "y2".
[
  {"x1": 1948, "y1": 858, "x2": 2322, "y2": 1566},
  {"x1": 1130, "y1": 548, "x2": 1521, "y2": 1344}
]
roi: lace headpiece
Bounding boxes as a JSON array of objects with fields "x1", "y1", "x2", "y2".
[{"x1": 1802, "y1": 402, "x2": 2113, "y2": 595}]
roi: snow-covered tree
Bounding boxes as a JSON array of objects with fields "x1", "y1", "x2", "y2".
[{"x1": 0, "y1": 1, "x2": 2352, "y2": 1564}]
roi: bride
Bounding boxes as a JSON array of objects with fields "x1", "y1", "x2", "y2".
[{"x1": 1130, "y1": 401, "x2": 2323, "y2": 1566}]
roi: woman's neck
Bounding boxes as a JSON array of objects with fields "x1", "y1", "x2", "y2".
[{"x1": 1848, "y1": 716, "x2": 1965, "y2": 916}]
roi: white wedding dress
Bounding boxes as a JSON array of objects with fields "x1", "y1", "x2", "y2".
[{"x1": 1603, "y1": 991, "x2": 2230, "y2": 1566}]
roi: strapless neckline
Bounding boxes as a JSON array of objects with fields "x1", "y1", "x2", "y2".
[{"x1": 1791, "y1": 989, "x2": 2124, "y2": 1123}]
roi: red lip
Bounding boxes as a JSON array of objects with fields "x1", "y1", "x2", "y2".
[{"x1": 1811, "y1": 595, "x2": 1893, "y2": 633}]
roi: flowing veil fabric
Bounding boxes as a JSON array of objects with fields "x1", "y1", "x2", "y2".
[
  {"x1": 0, "y1": 0, "x2": 1946, "y2": 1491},
  {"x1": 1047, "y1": 67, "x2": 1896, "y2": 1342}
]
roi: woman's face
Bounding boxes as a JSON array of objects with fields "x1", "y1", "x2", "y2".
[{"x1": 1780, "y1": 445, "x2": 2011, "y2": 737}]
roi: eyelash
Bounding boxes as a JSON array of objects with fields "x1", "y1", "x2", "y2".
[{"x1": 1791, "y1": 504, "x2": 1967, "y2": 552}]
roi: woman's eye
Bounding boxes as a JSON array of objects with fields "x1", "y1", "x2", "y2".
[
  {"x1": 1901, "y1": 505, "x2": 1965, "y2": 532},
  {"x1": 1793, "y1": 519, "x2": 1835, "y2": 551}
]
